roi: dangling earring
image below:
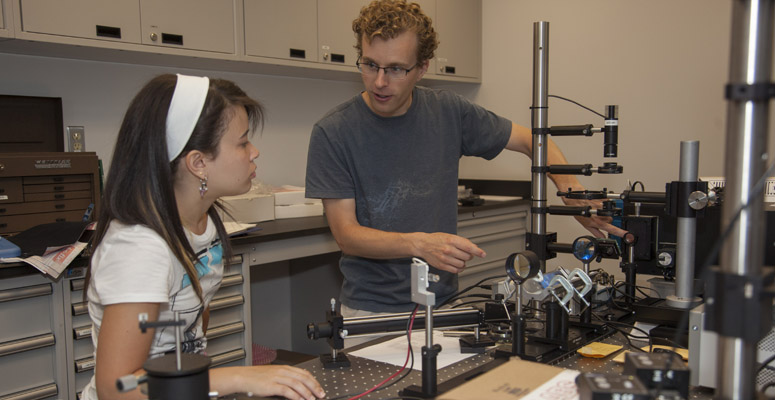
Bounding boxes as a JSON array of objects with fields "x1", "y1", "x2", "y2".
[{"x1": 199, "y1": 175, "x2": 208, "y2": 198}]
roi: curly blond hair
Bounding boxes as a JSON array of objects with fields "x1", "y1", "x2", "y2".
[{"x1": 352, "y1": 0, "x2": 438, "y2": 63}]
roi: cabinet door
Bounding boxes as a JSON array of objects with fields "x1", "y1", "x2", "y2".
[
  {"x1": 19, "y1": 0, "x2": 141, "y2": 43},
  {"x1": 0, "y1": 0, "x2": 9, "y2": 38},
  {"x1": 245, "y1": 0, "x2": 317, "y2": 62},
  {"x1": 139, "y1": 0, "x2": 236, "y2": 54},
  {"x1": 317, "y1": 0, "x2": 368, "y2": 66},
  {"x1": 435, "y1": 0, "x2": 481, "y2": 78}
]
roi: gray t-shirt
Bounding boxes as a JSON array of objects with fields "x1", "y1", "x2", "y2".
[{"x1": 305, "y1": 86, "x2": 511, "y2": 312}]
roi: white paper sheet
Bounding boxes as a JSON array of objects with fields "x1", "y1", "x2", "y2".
[{"x1": 349, "y1": 330, "x2": 477, "y2": 370}]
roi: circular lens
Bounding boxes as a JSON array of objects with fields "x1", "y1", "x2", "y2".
[
  {"x1": 505, "y1": 251, "x2": 540, "y2": 284},
  {"x1": 572, "y1": 236, "x2": 598, "y2": 262}
]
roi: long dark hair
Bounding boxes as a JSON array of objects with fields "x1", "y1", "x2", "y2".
[{"x1": 85, "y1": 74, "x2": 263, "y2": 301}]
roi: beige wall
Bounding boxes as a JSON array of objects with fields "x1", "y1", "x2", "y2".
[{"x1": 0, "y1": 0, "x2": 766, "y2": 275}]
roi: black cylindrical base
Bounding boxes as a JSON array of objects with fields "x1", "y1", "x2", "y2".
[
  {"x1": 144, "y1": 353, "x2": 210, "y2": 400},
  {"x1": 545, "y1": 302, "x2": 568, "y2": 343},
  {"x1": 421, "y1": 344, "x2": 441, "y2": 397},
  {"x1": 512, "y1": 314, "x2": 526, "y2": 356}
]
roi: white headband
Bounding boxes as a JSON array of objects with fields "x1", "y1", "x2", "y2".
[{"x1": 166, "y1": 74, "x2": 210, "y2": 161}]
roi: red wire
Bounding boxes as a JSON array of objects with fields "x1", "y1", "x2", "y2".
[{"x1": 347, "y1": 307, "x2": 419, "y2": 400}]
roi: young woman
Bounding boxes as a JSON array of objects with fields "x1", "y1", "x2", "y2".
[{"x1": 81, "y1": 74, "x2": 325, "y2": 400}]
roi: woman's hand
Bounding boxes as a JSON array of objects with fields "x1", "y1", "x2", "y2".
[{"x1": 211, "y1": 365, "x2": 325, "y2": 400}]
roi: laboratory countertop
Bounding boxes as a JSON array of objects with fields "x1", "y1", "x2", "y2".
[{"x1": 0, "y1": 198, "x2": 529, "y2": 280}]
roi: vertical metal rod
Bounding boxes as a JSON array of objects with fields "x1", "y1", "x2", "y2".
[
  {"x1": 667, "y1": 141, "x2": 701, "y2": 308},
  {"x1": 425, "y1": 305, "x2": 433, "y2": 346},
  {"x1": 718, "y1": 0, "x2": 774, "y2": 398},
  {"x1": 532, "y1": 21, "x2": 550, "y2": 271},
  {"x1": 174, "y1": 312, "x2": 182, "y2": 371}
]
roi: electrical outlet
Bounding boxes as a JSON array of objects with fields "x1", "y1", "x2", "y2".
[{"x1": 67, "y1": 126, "x2": 85, "y2": 152}]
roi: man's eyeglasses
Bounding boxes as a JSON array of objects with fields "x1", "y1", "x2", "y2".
[{"x1": 356, "y1": 57, "x2": 419, "y2": 80}]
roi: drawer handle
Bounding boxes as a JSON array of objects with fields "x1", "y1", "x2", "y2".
[
  {"x1": 0, "y1": 223, "x2": 6, "y2": 228},
  {"x1": 220, "y1": 274, "x2": 243, "y2": 288},
  {"x1": 209, "y1": 349, "x2": 245, "y2": 368},
  {"x1": 74, "y1": 324, "x2": 93, "y2": 340},
  {"x1": 206, "y1": 322, "x2": 244, "y2": 340},
  {"x1": 72, "y1": 301, "x2": 88, "y2": 316},
  {"x1": 330, "y1": 53, "x2": 345, "y2": 63},
  {"x1": 209, "y1": 294, "x2": 243, "y2": 311},
  {"x1": 0, "y1": 284, "x2": 52, "y2": 303},
  {"x1": 96, "y1": 25, "x2": 122, "y2": 39},
  {"x1": 54, "y1": 194, "x2": 65, "y2": 199},
  {"x1": 289, "y1": 48, "x2": 306, "y2": 59},
  {"x1": 228, "y1": 254, "x2": 243, "y2": 265},
  {"x1": 55, "y1": 204, "x2": 66, "y2": 209},
  {"x1": 0, "y1": 208, "x2": 6, "y2": 213},
  {"x1": 75, "y1": 356, "x2": 96, "y2": 373},
  {"x1": 55, "y1": 218, "x2": 66, "y2": 222},
  {"x1": 162, "y1": 33, "x2": 183, "y2": 46},
  {"x1": 53, "y1": 186, "x2": 65, "y2": 191},
  {"x1": 0, "y1": 382, "x2": 58, "y2": 400},
  {"x1": 70, "y1": 278, "x2": 85, "y2": 291},
  {"x1": 0, "y1": 333, "x2": 55, "y2": 357}
]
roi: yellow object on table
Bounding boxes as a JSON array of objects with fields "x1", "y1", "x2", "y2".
[{"x1": 577, "y1": 342, "x2": 623, "y2": 358}]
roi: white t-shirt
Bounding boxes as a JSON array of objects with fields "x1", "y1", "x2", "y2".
[{"x1": 81, "y1": 218, "x2": 224, "y2": 400}]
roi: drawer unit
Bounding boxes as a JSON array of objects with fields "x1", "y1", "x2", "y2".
[
  {"x1": 0, "y1": 153, "x2": 100, "y2": 236},
  {"x1": 0, "y1": 273, "x2": 67, "y2": 400},
  {"x1": 62, "y1": 266, "x2": 94, "y2": 400},
  {"x1": 206, "y1": 252, "x2": 252, "y2": 368},
  {"x1": 457, "y1": 203, "x2": 529, "y2": 291}
]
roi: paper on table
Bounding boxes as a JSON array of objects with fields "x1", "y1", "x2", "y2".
[{"x1": 349, "y1": 330, "x2": 476, "y2": 370}]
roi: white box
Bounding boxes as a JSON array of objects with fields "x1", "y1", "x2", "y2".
[
  {"x1": 273, "y1": 185, "x2": 317, "y2": 206},
  {"x1": 274, "y1": 201, "x2": 324, "y2": 219},
  {"x1": 220, "y1": 193, "x2": 275, "y2": 223}
]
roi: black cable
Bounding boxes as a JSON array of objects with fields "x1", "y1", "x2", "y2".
[
  {"x1": 326, "y1": 305, "x2": 419, "y2": 400},
  {"x1": 548, "y1": 94, "x2": 607, "y2": 119},
  {"x1": 439, "y1": 274, "x2": 506, "y2": 307},
  {"x1": 630, "y1": 181, "x2": 646, "y2": 191},
  {"x1": 450, "y1": 299, "x2": 490, "y2": 308},
  {"x1": 758, "y1": 353, "x2": 775, "y2": 375}
]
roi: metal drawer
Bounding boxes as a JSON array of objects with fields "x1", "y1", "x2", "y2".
[
  {"x1": 0, "y1": 382, "x2": 57, "y2": 400},
  {"x1": 0, "y1": 210, "x2": 86, "y2": 234},
  {"x1": 23, "y1": 175, "x2": 92, "y2": 185},
  {"x1": 23, "y1": 182, "x2": 92, "y2": 194},
  {"x1": 0, "y1": 198, "x2": 91, "y2": 217},
  {"x1": 0, "y1": 178, "x2": 22, "y2": 204},
  {"x1": 0, "y1": 284, "x2": 54, "y2": 343}
]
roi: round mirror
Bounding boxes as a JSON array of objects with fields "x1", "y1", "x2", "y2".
[
  {"x1": 505, "y1": 250, "x2": 540, "y2": 284},
  {"x1": 572, "y1": 236, "x2": 598, "y2": 262}
]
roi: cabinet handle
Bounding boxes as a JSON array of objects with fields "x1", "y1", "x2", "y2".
[
  {"x1": 53, "y1": 186, "x2": 65, "y2": 191},
  {"x1": 209, "y1": 294, "x2": 243, "y2": 311},
  {"x1": 162, "y1": 33, "x2": 184, "y2": 46},
  {"x1": 228, "y1": 254, "x2": 243, "y2": 265},
  {"x1": 289, "y1": 48, "x2": 306, "y2": 59},
  {"x1": 0, "y1": 333, "x2": 55, "y2": 357},
  {"x1": 444, "y1": 66, "x2": 456, "y2": 74},
  {"x1": 0, "y1": 284, "x2": 52, "y2": 303},
  {"x1": 0, "y1": 188, "x2": 4, "y2": 193},
  {"x1": 96, "y1": 25, "x2": 122, "y2": 39},
  {"x1": 206, "y1": 322, "x2": 244, "y2": 340},
  {"x1": 55, "y1": 204, "x2": 65, "y2": 210},
  {"x1": 0, "y1": 382, "x2": 58, "y2": 400},
  {"x1": 220, "y1": 274, "x2": 243, "y2": 288},
  {"x1": 70, "y1": 278, "x2": 85, "y2": 291},
  {"x1": 72, "y1": 301, "x2": 88, "y2": 316},
  {"x1": 0, "y1": 223, "x2": 6, "y2": 228},
  {"x1": 51, "y1": 176, "x2": 65, "y2": 182},
  {"x1": 0, "y1": 208, "x2": 5, "y2": 214},
  {"x1": 75, "y1": 356, "x2": 96, "y2": 373},
  {"x1": 54, "y1": 194, "x2": 65, "y2": 199},
  {"x1": 55, "y1": 218, "x2": 66, "y2": 222},
  {"x1": 210, "y1": 349, "x2": 245, "y2": 368},
  {"x1": 330, "y1": 53, "x2": 345, "y2": 63},
  {"x1": 74, "y1": 324, "x2": 93, "y2": 340}
]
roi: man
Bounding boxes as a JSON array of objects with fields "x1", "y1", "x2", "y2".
[{"x1": 305, "y1": 0, "x2": 625, "y2": 317}]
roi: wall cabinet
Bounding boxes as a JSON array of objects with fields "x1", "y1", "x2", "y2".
[
  {"x1": 0, "y1": 0, "x2": 12, "y2": 38},
  {"x1": 435, "y1": 0, "x2": 481, "y2": 79},
  {"x1": 19, "y1": 0, "x2": 142, "y2": 44},
  {"x1": 244, "y1": 0, "x2": 318, "y2": 62},
  {"x1": 3, "y1": 0, "x2": 481, "y2": 83},
  {"x1": 16, "y1": 0, "x2": 237, "y2": 54}
]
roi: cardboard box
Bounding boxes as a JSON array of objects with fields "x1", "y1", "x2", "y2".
[
  {"x1": 274, "y1": 201, "x2": 323, "y2": 219},
  {"x1": 273, "y1": 185, "x2": 316, "y2": 206},
  {"x1": 220, "y1": 193, "x2": 275, "y2": 223},
  {"x1": 438, "y1": 358, "x2": 578, "y2": 400}
]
